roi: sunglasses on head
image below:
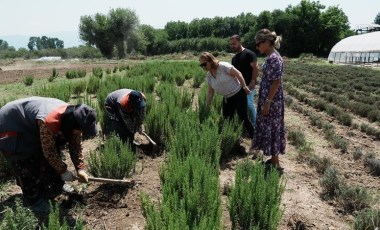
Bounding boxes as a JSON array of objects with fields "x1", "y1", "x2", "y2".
[{"x1": 199, "y1": 62, "x2": 208, "y2": 67}]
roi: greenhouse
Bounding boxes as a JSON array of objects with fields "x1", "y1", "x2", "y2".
[{"x1": 328, "y1": 30, "x2": 380, "y2": 64}]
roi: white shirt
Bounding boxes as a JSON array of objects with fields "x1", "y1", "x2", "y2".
[{"x1": 206, "y1": 62, "x2": 241, "y2": 98}]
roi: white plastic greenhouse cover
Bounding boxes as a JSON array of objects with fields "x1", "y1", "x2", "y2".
[{"x1": 328, "y1": 31, "x2": 380, "y2": 63}]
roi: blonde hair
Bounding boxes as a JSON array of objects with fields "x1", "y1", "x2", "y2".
[
  {"x1": 255, "y1": 29, "x2": 282, "y2": 49},
  {"x1": 199, "y1": 52, "x2": 219, "y2": 69}
]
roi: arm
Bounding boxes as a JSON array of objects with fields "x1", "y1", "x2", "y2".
[
  {"x1": 230, "y1": 67, "x2": 250, "y2": 95},
  {"x1": 68, "y1": 131, "x2": 85, "y2": 171},
  {"x1": 248, "y1": 61, "x2": 259, "y2": 90},
  {"x1": 38, "y1": 120, "x2": 68, "y2": 174},
  {"x1": 206, "y1": 85, "x2": 215, "y2": 108}
]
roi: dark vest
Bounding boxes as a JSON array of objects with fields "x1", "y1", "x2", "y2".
[{"x1": 0, "y1": 97, "x2": 68, "y2": 161}]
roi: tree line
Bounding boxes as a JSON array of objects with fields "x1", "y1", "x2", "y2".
[{"x1": 78, "y1": 0, "x2": 355, "y2": 58}]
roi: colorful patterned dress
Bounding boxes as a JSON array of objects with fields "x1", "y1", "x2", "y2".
[{"x1": 252, "y1": 50, "x2": 286, "y2": 156}]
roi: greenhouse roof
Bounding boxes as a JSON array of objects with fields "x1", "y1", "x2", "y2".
[{"x1": 329, "y1": 31, "x2": 380, "y2": 53}]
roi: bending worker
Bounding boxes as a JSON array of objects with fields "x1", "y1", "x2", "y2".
[
  {"x1": 104, "y1": 89, "x2": 146, "y2": 144},
  {"x1": 0, "y1": 96, "x2": 97, "y2": 214}
]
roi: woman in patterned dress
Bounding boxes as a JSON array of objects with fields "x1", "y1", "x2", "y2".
[{"x1": 251, "y1": 29, "x2": 286, "y2": 171}]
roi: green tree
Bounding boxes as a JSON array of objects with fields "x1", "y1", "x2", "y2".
[
  {"x1": 375, "y1": 12, "x2": 380, "y2": 24},
  {"x1": 79, "y1": 8, "x2": 139, "y2": 59},
  {"x1": 108, "y1": 8, "x2": 139, "y2": 59},
  {"x1": 320, "y1": 6, "x2": 351, "y2": 55},
  {"x1": 254, "y1": 11, "x2": 272, "y2": 33},
  {"x1": 79, "y1": 13, "x2": 115, "y2": 59},
  {"x1": 0, "y1": 39, "x2": 9, "y2": 50},
  {"x1": 165, "y1": 21, "x2": 188, "y2": 40}
]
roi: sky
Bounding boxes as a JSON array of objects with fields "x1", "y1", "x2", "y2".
[{"x1": 0, "y1": 0, "x2": 379, "y2": 48}]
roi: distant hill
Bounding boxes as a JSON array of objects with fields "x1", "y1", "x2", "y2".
[{"x1": 0, "y1": 31, "x2": 83, "y2": 49}]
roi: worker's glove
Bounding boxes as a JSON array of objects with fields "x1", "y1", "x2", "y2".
[
  {"x1": 77, "y1": 169, "x2": 89, "y2": 183},
  {"x1": 60, "y1": 170, "x2": 75, "y2": 182}
]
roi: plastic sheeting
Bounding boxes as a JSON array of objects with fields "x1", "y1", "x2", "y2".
[{"x1": 328, "y1": 32, "x2": 380, "y2": 64}]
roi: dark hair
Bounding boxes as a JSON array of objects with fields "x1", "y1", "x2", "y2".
[{"x1": 229, "y1": 34, "x2": 241, "y2": 41}]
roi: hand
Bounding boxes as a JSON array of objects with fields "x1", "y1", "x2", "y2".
[
  {"x1": 262, "y1": 100, "x2": 271, "y2": 116},
  {"x1": 248, "y1": 83, "x2": 256, "y2": 91},
  {"x1": 77, "y1": 170, "x2": 89, "y2": 183},
  {"x1": 243, "y1": 87, "x2": 251, "y2": 95},
  {"x1": 61, "y1": 170, "x2": 75, "y2": 182}
]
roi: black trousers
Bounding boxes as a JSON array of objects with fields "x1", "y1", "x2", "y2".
[
  {"x1": 108, "y1": 119, "x2": 135, "y2": 145},
  {"x1": 222, "y1": 88, "x2": 254, "y2": 138}
]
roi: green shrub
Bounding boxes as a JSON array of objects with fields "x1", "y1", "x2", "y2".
[
  {"x1": 363, "y1": 153, "x2": 380, "y2": 176},
  {"x1": 0, "y1": 181, "x2": 10, "y2": 202},
  {"x1": 353, "y1": 147, "x2": 363, "y2": 160},
  {"x1": 88, "y1": 134, "x2": 136, "y2": 179},
  {"x1": 311, "y1": 156, "x2": 332, "y2": 174},
  {"x1": 92, "y1": 67, "x2": 103, "y2": 78},
  {"x1": 337, "y1": 112, "x2": 352, "y2": 126},
  {"x1": 320, "y1": 167, "x2": 342, "y2": 199},
  {"x1": 86, "y1": 75, "x2": 101, "y2": 94},
  {"x1": 0, "y1": 198, "x2": 38, "y2": 230},
  {"x1": 113, "y1": 66, "x2": 118, "y2": 73},
  {"x1": 71, "y1": 81, "x2": 86, "y2": 96},
  {"x1": 368, "y1": 109, "x2": 380, "y2": 123},
  {"x1": 42, "y1": 202, "x2": 85, "y2": 230},
  {"x1": 219, "y1": 116, "x2": 242, "y2": 158},
  {"x1": 228, "y1": 161, "x2": 284, "y2": 230},
  {"x1": 338, "y1": 185, "x2": 373, "y2": 213},
  {"x1": 23, "y1": 75, "x2": 34, "y2": 86},
  {"x1": 66, "y1": 69, "x2": 86, "y2": 79},
  {"x1": 105, "y1": 68, "x2": 112, "y2": 75},
  {"x1": 36, "y1": 83, "x2": 71, "y2": 102},
  {"x1": 354, "y1": 208, "x2": 380, "y2": 230},
  {"x1": 141, "y1": 153, "x2": 222, "y2": 230},
  {"x1": 65, "y1": 70, "x2": 77, "y2": 79},
  {"x1": 48, "y1": 68, "x2": 59, "y2": 82},
  {"x1": 288, "y1": 130, "x2": 307, "y2": 149},
  {"x1": 175, "y1": 75, "x2": 186, "y2": 86},
  {"x1": 193, "y1": 74, "x2": 205, "y2": 88},
  {"x1": 76, "y1": 69, "x2": 86, "y2": 78}
]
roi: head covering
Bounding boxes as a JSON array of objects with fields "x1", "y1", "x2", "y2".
[
  {"x1": 121, "y1": 91, "x2": 146, "y2": 113},
  {"x1": 73, "y1": 104, "x2": 98, "y2": 137},
  {"x1": 128, "y1": 91, "x2": 146, "y2": 109}
]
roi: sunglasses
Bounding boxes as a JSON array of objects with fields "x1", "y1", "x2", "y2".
[{"x1": 199, "y1": 62, "x2": 208, "y2": 67}]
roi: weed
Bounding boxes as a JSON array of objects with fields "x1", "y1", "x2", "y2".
[
  {"x1": 23, "y1": 75, "x2": 34, "y2": 86},
  {"x1": 228, "y1": 161, "x2": 284, "y2": 230},
  {"x1": 353, "y1": 147, "x2": 363, "y2": 160},
  {"x1": 92, "y1": 67, "x2": 103, "y2": 78}
]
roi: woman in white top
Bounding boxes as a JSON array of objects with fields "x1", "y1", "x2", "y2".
[{"x1": 200, "y1": 52, "x2": 254, "y2": 138}]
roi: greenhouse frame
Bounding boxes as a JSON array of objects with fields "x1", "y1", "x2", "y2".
[{"x1": 328, "y1": 30, "x2": 380, "y2": 64}]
